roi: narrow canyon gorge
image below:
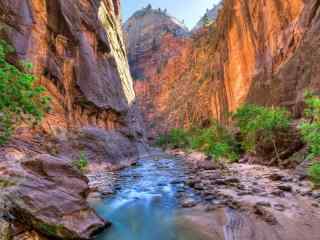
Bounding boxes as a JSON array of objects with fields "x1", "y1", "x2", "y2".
[{"x1": 0, "y1": 0, "x2": 320, "y2": 240}]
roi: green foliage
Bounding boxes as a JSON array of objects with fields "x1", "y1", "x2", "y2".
[
  {"x1": 233, "y1": 104, "x2": 291, "y2": 155},
  {"x1": 155, "y1": 128, "x2": 190, "y2": 149},
  {"x1": 202, "y1": 14, "x2": 210, "y2": 26},
  {"x1": 189, "y1": 123, "x2": 239, "y2": 161},
  {"x1": 155, "y1": 122, "x2": 239, "y2": 162},
  {"x1": 72, "y1": 151, "x2": 89, "y2": 171},
  {"x1": 308, "y1": 162, "x2": 320, "y2": 186},
  {"x1": 304, "y1": 91, "x2": 320, "y2": 122},
  {"x1": 300, "y1": 122, "x2": 320, "y2": 159},
  {"x1": 0, "y1": 40, "x2": 50, "y2": 145},
  {"x1": 299, "y1": 91, "x2": 320, "y2": 159}
]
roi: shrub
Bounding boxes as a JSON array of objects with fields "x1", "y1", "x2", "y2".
[
  {"x1": 233, "y1": 104, "x2": 291, "y2": 159},
  {"x1": 190, "y1": 122, "x2": 239, "y2": 161},
  {"x1": 304, "y1": 91, "x2": 320, "y2": 122},
  {"x1": 308, "y1": 162, "x2": 320, "y2": 186},
  {"x1": 299, "y1": 92, "x2": 320, "y2": 159},
  {"x1": 73, "y1": 152, "x2": 89, "y2": 171},
  {"x1": 155, "y1": 121, "x2": 239, "y2": 162},
  {"x1": 0, "y1": 40, "x2": 50, "y2": 145},
  {"x1": 156, "y1": 128, "x2": 190, "y2": 149}
]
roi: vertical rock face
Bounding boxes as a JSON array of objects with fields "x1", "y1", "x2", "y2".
[
  {"x1": 0, "y1": 1, "x2": 146, "y2": 238},
  {"x1": 131, "y1": 0, "x2": 320, "y2": 131},
  {"x1": 124, "y1": 6, "x2": 189, "y2": 137},
  {"x1": 0, "y1": 0, "x2": 138, "y2": 133}
]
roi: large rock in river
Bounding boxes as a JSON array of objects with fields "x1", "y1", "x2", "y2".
[{"x1": 0, "y1": 154, "x2": 107, "y2": 239}]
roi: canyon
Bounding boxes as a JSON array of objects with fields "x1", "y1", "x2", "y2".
[
  {"x1": 127, "y1": 0, "x2": 320, "y2": 134},
  {"x1": 0, "y1": 0, "x2": 320, "y2": 239},
  {"x1": 0, "y1": 0, "x2": 145, "y2": 239}
]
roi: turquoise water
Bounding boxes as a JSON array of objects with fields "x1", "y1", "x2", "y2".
[{"x1": 94, "y1": 156, "x2": 205, "y2": 240}]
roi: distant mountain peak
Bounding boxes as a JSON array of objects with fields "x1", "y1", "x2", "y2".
[
  {"x1": 125, "y1": 5, "x2": 189, "y2": 34},
  {"x1": 192, "y1": 2, "x2": 223, "y2": 32}
]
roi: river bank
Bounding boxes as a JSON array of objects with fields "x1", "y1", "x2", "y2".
[
  {"x1": 88, "y1": 148, "x2": 320, "y2": 240},
  {"x1": 169, "y1": 149, "x2": 320, "y2": 240}
]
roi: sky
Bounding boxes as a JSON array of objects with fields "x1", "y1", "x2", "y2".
[{"x1": 121, "y1": 0, "x2": 221, "y2": 29}]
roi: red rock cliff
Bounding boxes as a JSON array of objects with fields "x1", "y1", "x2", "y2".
[
  {"x1": 132, "y1": 0, "x2": 320, "y2": 132},
  {"x1": 0, "y1": 0, "x2": 141, "y2": 135},
  {"x1": 123, "y1": 6, "x2": 189, "y2": 136}
]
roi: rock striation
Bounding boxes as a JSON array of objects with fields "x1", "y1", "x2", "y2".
[
  {"x1": 0, "y1": 0, "x2": 146, "y2": 239},
  {"x1": 123, "y1": 5, "x2": 189, "y2": 137},
  {"x1": 129, "y1": 0, "x2": 320, "y2": 131},
  {"x1": 1, "y1": 153, "x2": 108, "y2": 239},
  {"x1": 0, "y1": 0, "x2": 139, "y2": 134}
]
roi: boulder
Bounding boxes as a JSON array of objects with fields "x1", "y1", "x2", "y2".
[
  {"x1": 56, "y1": 127, "x2": 141, "y2": 171},
  {"x1": 1, "y1": 154, "x2": 108, "y2": 239}
]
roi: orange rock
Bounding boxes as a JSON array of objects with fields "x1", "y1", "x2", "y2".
[{"x1": 128, "y1": 0, "x2": 320, "y2": 134}]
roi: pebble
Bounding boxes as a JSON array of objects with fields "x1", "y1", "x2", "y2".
[
  {"x1": 181, "y1": 198, "x2": 197, "y2": 208},
  {"x1": 271, "y1": 190, "x2": 284, "y2": 197},
  {"x1": 278, "y1": 185, "x2": 292, "y2": 192},
  {"x1": 256, "y1": 201, "x2": 272, "y2": 208},
  {"x1": 312, "y1": 192, "x2": 320, "y2": 199},
  {"x1": 269, "y1": 173, "x2": 284, "y2": 181},
  {"x1": 170, "y1": 179, "x2": 184, "y2": 185},
  {"x1": 273, "y1": 204, "x2": 286, "y2": 211},
  {"x1": 205, "y1": 204, "x2": 217, "y2": 212}
]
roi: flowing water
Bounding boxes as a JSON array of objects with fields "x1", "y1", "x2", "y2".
[{"x1": 93, "y1": 154, "x2": 207, "y2": 240}]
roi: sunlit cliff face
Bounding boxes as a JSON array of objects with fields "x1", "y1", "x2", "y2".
[
  {"x1": 0, "y1": 0, "x2": 138, "y2": 133},
  {"x1": 128, "y1": 0, "x2": 317, "y2": 134},
  {"x1": 98, "y1": 0, "x2": 136, "y2": 106}
]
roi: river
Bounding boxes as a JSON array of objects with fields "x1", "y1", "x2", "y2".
[{"x1": 93, "y1": 154, "x2": 207, "y2": 240}]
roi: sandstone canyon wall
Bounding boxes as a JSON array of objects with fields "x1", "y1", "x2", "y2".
[
  {"x1": 0, "y1": 0, "x2": 141, "y2": 134},
  {"x1": 0, "y1": 1, "x2": 145, "y2": 238},
  {"x1": 127, "y1": 0, "x2": 320, "y2": 133},
  {"x1": 123, "y1": 6, "x2": 189, "y2": 136},
  {"x1": 0, "y1": 0, "x2": 146, "y2": 165}
]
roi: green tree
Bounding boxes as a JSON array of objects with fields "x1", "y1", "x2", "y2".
[
  {"x1": 0, "y1": 40, "x2": 50, "y2": 145},
  {"x1": 299, "y1": 91, "x2": 320, "y2": 186},
  {"x1": 299, "y1": 91, "x2": 320, "y2": 159},
  {"x1": 202, "y1": 14, "x2": 210, "y2": 27},
  {"x1": 233, "y1": 104, "x2": 291, "y2": 161}
]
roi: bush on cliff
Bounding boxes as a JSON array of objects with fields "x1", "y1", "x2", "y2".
[
  {"x1": 0, "y1": 40, "x2": 50, "y2": 145},
  {"x1": 72, "y1": 151, "x2": 89, "y2": 172},
  {"x1": 233, "y1": 104, "x2": 291, "y2": 161}
]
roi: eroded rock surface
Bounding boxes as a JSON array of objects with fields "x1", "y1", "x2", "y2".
[
  {"x1": 0, "y1": 0, "x2": 145, "y2": 239},
  {"x1": 124, "y1": 5, "x2": 189, "y2": 137},
  {"x1": 0, "y1": 0, "x2": 139, "y2": 134},
  {"x1": 170, "y1": 150, "x2": 320, "y2": 240},
  {"x1": 0, "y1": 153, "x2": 108, "y2": 239},
  {"x1": 129, "y1": 0, "x2": 320, "y2": 131}
]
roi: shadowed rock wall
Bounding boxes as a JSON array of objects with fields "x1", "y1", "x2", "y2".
[{"x1": 0, "y1": 0, "x2": 140, "y2": 135}]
